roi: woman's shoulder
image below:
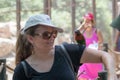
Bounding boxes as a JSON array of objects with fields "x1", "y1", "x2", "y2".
[
  {"x1": 13, "y1": 61, "x2": 29, "y2": 80},
  {"x1": 14, "y1": 61, "x2": 24, "y2": 72},
  {"x1": 94, "y1": 28, "x2": 101, "y2": 33},
  {"x1": 92, "y1": 28, "x2": 101, "y2": 34},
  {"x1": 14, "y1": 61, "x2": 29, "y2": 72},
  {"x1": 56, "y1": 42, "x2": 86, "y2": 53},
  {"x1": 13, "y1": 61, "x2": 25, "y2": 78}
]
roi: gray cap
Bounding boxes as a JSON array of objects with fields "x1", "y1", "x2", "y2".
[{"x1": 21, "y1": 14, "x2": 63, "y2": 34}]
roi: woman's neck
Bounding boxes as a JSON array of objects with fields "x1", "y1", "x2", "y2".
[
  {"x1": 84, "y1": 28, "x2": 94, "y2": 38},
  {"x1": 32, "y1": 48, "x2": 54, "y2": 59}
]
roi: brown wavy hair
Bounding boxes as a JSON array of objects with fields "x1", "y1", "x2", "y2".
[{"x1": 15, "y1": 25, "x2": 39, "y2": 65}]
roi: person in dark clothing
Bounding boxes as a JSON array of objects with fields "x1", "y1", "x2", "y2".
[
  {"x1": 110, "y1": 14, "x2": 120, "y2": 71},
  {"x1": 13, "y1": 14, "x2": 117, "y2": 80},
  {"x1": 110, "y1": 14, "x2": 120, "y2": 52}
]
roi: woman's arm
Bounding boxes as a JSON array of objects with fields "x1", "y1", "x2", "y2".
[
  {"x1": 80, "y1": 47, "x2": 117, "y2": 80},
  {"x1": 77, "y1": 19, "x2": 87, "y2": 33}
]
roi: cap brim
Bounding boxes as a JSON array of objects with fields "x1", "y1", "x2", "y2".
[{"x1": 39, "y1": 23, "x2": 63, "y2": 33}]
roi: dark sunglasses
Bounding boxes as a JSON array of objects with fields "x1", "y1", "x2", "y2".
[{"x1": 35, "y1": 30, "x2": 58, "y2": 40}]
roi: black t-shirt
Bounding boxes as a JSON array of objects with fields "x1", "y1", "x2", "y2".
[{"x1": 13, "y1": 44, "x2": 85, "y2": 80}]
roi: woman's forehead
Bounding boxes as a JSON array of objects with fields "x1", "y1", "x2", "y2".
[{"x1": 86, "y1": 19, "x2": 91, "y2": 22}]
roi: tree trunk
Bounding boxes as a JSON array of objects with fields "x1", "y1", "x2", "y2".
[
  {"x1": 16, "y1": 0, "x2": 21, "y2": 36},
  {"x1": 44, "y1": 0, "x2": 52, "y2": 17},
  {"x1": 92, "y1": 0, "x2": 96, "y2": 26},
  {"x1": 71, "y1": 0, "x2": 76, "y2": 42},
  {"x1": 112, "y1": 0, "x2": 118, "y2": 48}
]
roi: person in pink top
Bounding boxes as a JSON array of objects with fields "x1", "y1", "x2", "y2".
[{"x1": 77, "y1": 12, "x2": 104, "y2": 80}]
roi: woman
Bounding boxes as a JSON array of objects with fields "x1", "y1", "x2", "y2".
[
  {"x1": 13, "y1": 14, "x2": 117, "y2": 80},
  {"x1": 78, "y1": 12, "x2": 104, "y2": 80},
  {"x1": 78, "y1": 12, "x2": 103, "y2": 50}
]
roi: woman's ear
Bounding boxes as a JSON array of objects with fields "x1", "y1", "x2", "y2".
[{"x1": 26, "y1": 35, "x2": 34, "y2": 44}]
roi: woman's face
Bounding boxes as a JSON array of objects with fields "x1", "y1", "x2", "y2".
[
  {"x1": 27, "y1": 26, "x2": 58, "y2": 50},
  {"x1": 84, "y1": 19, "x2": 93, "y2": 30}
]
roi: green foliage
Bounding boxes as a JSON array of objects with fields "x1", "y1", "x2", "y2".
[
  {"x1": 0, "y1": 0, "x2": 43, "y2": 21},
  {"x1": 20, "y1": 0, "x2": 44, "y2": 21},
  {"x1": 0, "y1": 0, "x2": 16, "y2": 21},
  {"x1": 0, "y1": 0, "x2": 113, "y2": 43},
  {"x1": 96, "y1": 0, "x2": 112, "y2": 42},
  {"x1": 52, "y1": 0, "x2": 71, "y2": 12},
  {"x1": 52, "y1": 10, "x2": 71, "y2": 33}
]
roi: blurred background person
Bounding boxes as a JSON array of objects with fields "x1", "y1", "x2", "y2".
[
  {"x1": 77, "y1": 12, "x2": 104, "y2": 80},
  {"x1": 110, "y1": 14, "x2": 120, "y2": 71}
]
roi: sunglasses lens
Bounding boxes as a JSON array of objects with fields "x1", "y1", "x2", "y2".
[
  {"x1": 35, "y1": 31, "x2": 58, "y2": 40},
  {"x1": 42, "y1": 31, "x2": 57, "y2": 40},
  {"x1": 52, "y1": 31, "x2": 57, "y2": 38},
  {"x1": 42, "y1": 32, "x2": 51, "y2": 39}
]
